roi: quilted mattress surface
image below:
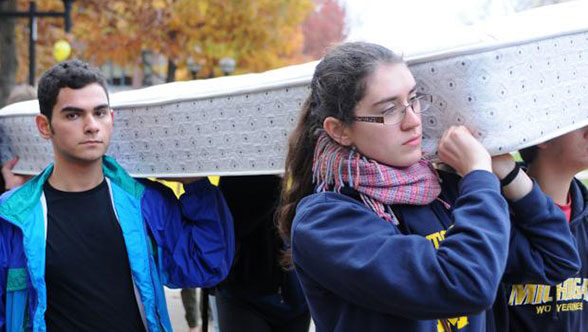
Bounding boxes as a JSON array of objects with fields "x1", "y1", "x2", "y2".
[{"x1": 1, "y1": 1, "x2": 587, "y2": 176}]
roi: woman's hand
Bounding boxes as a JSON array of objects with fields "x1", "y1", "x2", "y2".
[{"x1": 438, "y1": 126, "x2": 491, "y2": 177}]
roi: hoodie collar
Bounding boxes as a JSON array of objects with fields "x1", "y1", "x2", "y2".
[{"x1": 569, "y1": 178, "x2": 587, "y2": 223}]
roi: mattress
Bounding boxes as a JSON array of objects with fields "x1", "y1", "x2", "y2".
[{"x1": 1, "y1": 1, "x2": 587, "y2": 177}]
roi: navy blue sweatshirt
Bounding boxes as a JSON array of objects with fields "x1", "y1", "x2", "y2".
[
  {"x1": 495, "y1": 178, "x2": 587, "y2": 332},
  {"x1": 292, "y1": 170, "x2": 579, "y2": 332}
]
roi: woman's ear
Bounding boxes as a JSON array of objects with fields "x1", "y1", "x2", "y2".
[
  {"x1": 323, "y1": 116, "x2": 353, "y2": 146},
  {"x1": 35, "y1": 114, "x2": 52, "y2": 139}
]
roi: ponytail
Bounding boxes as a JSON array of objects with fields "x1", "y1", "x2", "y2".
[{"x1": 276, "y1": 97, "x2": 320, "y2": 268}]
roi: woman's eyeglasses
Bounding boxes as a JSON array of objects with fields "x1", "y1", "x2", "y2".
[{"x1": 353, "y1": 93, "x2": 433, "y2": 125}]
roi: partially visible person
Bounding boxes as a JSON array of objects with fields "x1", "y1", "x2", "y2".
[
  {"x1": 6, "y1": 84, "x2": 36, "y2": 105},
  {"x1": 494, "y1": 125, "x2": 588, "y2": 332},
  {"x1": 215, "y1": 175, "x2": 310, "y2": 332},
  {"x1": 0, "y1": 60, "x2": 234, "y2": 331},
  {"x1": 178, "y1": 288, "x2": 220, "y2": 332},
  {"x1": 276, "y1": 41, "x2": 579, "y2": 332},
  {"x1": 181, "y1": 288, "x2": 200, "y2": 332},
  {"x1": 1, "y1": 157, "x2": 31, "y2": 192},
  {"x1": 1, "y1": 84, "x2": 37, "y2": 192}
]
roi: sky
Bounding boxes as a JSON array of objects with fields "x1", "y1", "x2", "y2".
[{"x1": 341, "y1": 0, "x2": 558, "y2": 55}]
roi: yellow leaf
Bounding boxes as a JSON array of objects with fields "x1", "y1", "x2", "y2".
[
  {"x1": 153, "y1": 0, "x2": 167, "y2": 10},
  {"x1": 197, "y1": 1, "x2": 209, "y2": 16}
]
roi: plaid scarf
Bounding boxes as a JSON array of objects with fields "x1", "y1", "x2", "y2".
[{"x1": 312, "y1": 131, "x2": 442, "y2": 224}]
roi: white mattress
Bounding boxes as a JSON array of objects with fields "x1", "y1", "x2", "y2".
[{"x1": 1, "y1": 1, "x2": 587, "y2": 177}]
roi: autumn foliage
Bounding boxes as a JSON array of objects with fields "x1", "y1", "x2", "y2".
[
  {"x1": 14, "y1": 0, "x2": 314, "y2": 82},
  {"x1": 302, "y1": 0, "x2": 346, "y2": 59}
]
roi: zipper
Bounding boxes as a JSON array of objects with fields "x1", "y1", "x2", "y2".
[{"x1": 106, "y1": 179, "x2": 154, "y2": 331}]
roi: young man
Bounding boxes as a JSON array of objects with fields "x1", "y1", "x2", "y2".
[
  {"x1": 498, "y1": 126, "x2": 588, "y2": 331},
  {"x1": 0, "y1": 60, "x2": 235, "y2": 331}
]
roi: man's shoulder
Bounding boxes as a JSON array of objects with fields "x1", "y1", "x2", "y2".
[
  {"x1": 0, "y1": 178, "x2": 45, "y2": 224},
  {"x1": 0, "y1": 191, "x2": 27, "y2": 239},
  {"x1": 102, "y1": 155, "x2": 146, "y2": 199}
]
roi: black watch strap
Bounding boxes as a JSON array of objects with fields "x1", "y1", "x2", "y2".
[{"x1": 500, "y1": 165, "x2": 520, "y2": 187}]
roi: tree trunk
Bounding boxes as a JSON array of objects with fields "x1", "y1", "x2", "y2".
[
  {"x1": 0, "y1": 0, "x2": 18, "y2": 108},
  {"x1": 166, "y1": 59, "x2": 176, "y2": 83},
  {"x1": 141, "y1": 50, "x2": 155, "y2": 87}
]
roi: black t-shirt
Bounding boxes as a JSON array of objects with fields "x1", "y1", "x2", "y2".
[{"x1": 44, "y1": 179, "x2": 145, "y2": 332}]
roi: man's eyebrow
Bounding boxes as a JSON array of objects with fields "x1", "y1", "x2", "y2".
[
  {"x1": 372, "y1": 85, "x2": 417, "y2": 107},
  {"x1": 59, "y1": 104, "x2": 109, "y2": 112},
  {"x1": 59, "y1": 106, "x2": 84, "y2": 113},
  {"x1": 94, "y1": 104, "x2": 109, "y2": 110}
]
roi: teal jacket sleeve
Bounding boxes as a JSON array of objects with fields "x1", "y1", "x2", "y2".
[
  {"x1": 140, "y1": 178, "x2": 235, "y2": 288},
  {"x1": 292, "y1": 170, "x2": 511, "y2": 319}
]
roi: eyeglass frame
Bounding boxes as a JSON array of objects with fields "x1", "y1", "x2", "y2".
[{"x1": 352, "y1": 93, "x2": 433, "y2": 125}]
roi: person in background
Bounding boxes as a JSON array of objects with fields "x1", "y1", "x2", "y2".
[
  {"x1": 181, "y1": 288, "x2": 201, "y2": 332},
  {"x1": 5, "y1": 84, "x2": 36, "y2": 105},
  {"x1": 493, "y1": 125, "x2": 588, "y2": 332},
  {"x1": 215, "y1": 175, "x2": 310, "y2": 332},
  {"x1": 1, "y1": 84, "x2": 37, "y2": 192}
]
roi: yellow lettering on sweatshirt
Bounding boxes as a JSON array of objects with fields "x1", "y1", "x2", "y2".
[
  {"x1": 535, "y1": 304, "x2": 551, "y2": 314},
  {"x1": 510, "y1": 278, "x2": 588, "y2": 316},
  {"x1": 426, "y1": 230, "x2": 446, "y2": 249},
  {"x1": 509, "y1": 284, "x2": 538, "y2": 306},
  {"x1": 436, "y1": 316, "x2": 469, "y2": 331}
]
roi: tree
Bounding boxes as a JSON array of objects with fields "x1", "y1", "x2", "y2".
[
  {"x1": 9, "y1": 0, "x2": 314, "y2": 84},
  {"x1": 302, "y1": 0, "x2": 346, "y2": 59},
  {"x1": 0, "y1": 0, "x2": 18, "y2": 107},
  {"x1": 11, "y1": 0, "x2": 72, "y2": 86}
]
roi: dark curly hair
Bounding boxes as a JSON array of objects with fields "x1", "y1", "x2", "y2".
[{"x1": 37, "y1": 59, "x2": 108, "y2": 121}]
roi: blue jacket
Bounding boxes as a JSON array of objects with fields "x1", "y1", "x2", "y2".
[
  {"x1": 495, "y1": 178, "x2": 588, "y2": 332},
  {"x1": 292, "y1": 170, "x2": 579, "y2": 332},
  {"x1": 0, "y1": 156, "x2": 235, "y2": 332}
]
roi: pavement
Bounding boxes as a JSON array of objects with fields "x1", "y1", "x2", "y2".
[
  {"x1": 165, "y1": 288, "x2": 316, "y2": 332},
  {"x1": 165, "y1": 288, "x2": 191, "y2": 331}
]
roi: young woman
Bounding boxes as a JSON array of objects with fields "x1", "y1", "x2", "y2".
[{"x1": 276, "y1": 42, "x2": 579, "y2": 332}]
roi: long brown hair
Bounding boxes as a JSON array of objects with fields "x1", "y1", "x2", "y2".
[{"x1": 276, "y1": 42, "x2": 403, "y2": 267}]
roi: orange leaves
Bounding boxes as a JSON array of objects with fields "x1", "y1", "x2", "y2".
[
  {"x1": 13, "y1": 0, "x2": 315, "y2": 83},
  {"x1": 163, "y1": 0, "x2": 315, "y2": 76}
]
